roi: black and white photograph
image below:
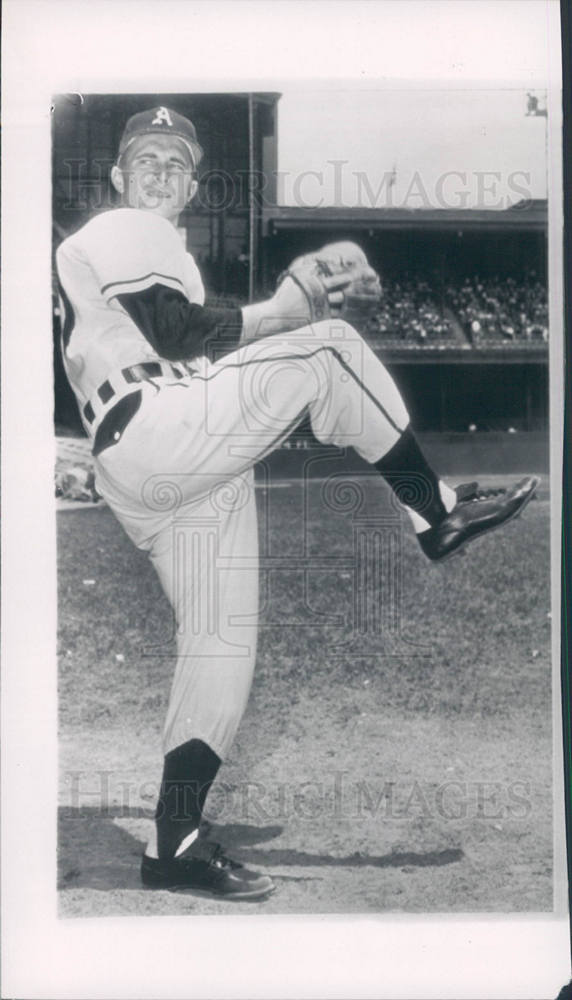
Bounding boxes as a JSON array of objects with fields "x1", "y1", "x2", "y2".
[
  {"x1": 2, "y1": 0, "x2": 570, "y2": 997},
  {"x1": 53, "y1": 85, "x2": 554, "y2": 915}
]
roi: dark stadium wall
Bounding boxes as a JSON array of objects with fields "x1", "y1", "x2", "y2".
[
  {"x1": 390, "y1": 361, "x2": 548, "y2": 433},
  {"x1": 261, "y1": 227, "x2": 547, "y2": 289},
  {"x1": 257, "y1": 211, "x2": 549, "y2": 451},
  {"x1": 258, "y1": 430, "x2": 548, "y2": 479}
]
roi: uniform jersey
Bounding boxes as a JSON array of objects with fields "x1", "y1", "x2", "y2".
[{"x1": 56, "y1": 208, "x2": 241, "y2": 422}]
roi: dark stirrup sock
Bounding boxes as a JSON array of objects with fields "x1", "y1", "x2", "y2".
[
  {"x1": 155, "y1": 738, "x2": 221, "y2": 860},
  {"x1": 374, "y1": 427, "x2": 451, "y2": 529}
]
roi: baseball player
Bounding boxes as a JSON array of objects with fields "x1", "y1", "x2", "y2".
[{"x1": 56, "y1": 106, "x2": 539, "y2": 900}]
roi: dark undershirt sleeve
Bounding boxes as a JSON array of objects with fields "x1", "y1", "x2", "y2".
[{"x1": 116, "y1": 284, "x2": 243, "y2": 362}]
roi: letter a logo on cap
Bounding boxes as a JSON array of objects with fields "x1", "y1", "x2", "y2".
[{"x1": 152, "y1": 107, "x2": 173, "y2": 127}]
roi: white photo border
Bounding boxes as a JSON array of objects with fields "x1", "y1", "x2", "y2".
[{"x1": 2, "y1": 1, "x2": 569, "y2": 997}]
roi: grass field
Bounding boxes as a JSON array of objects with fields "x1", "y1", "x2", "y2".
[{"x1": 57, "y1": 473, "x2": 553, "y2": 916}]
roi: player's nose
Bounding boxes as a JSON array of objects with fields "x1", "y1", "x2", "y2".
[{"x1": 155, "y1": 167, "x2": 169, "y2": 184}]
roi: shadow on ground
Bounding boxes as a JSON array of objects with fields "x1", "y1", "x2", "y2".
[{"x1": 58, "y1": 806, "x2": 463, "y2": 892}]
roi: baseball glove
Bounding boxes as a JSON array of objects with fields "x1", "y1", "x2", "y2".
[{"x1": 277, "y1": 241, "x2": 382, "y2": 325}]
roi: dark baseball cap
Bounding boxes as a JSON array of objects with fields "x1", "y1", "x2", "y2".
[{"x1": 118, "y1": 106, "x2": 204, "y2": 167}]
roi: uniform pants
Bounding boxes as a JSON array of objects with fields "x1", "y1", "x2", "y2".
[{"x1": 94, "y1": 320, "x2": 410, "y2": 757}]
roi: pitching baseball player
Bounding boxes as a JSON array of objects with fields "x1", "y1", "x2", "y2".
[{"x1": 56, "y1": 106, "x2": 539, "y2": 900}]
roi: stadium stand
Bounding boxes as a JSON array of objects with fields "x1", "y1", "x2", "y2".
[
  {"x1": 194, "y1": 272, "x2": 549, "y2": 351},
  {"x1": 365, "y1": 276, "x2": 458, "y2": 347},
  {"x1": 363, "y1": 272, "x2": 548, "y2": 349},
  {"x1": 445, "y1": 271, "x2": 548, "y2": 347}
]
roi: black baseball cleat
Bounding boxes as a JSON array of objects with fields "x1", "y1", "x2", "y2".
[
  {"x1": 141, "y1": 839, "x2": 275, "y2": 900},
  {"x1": 418, "y1": 475, "x2": 540, "y2": 562}
]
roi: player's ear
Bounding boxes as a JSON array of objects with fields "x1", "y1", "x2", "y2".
[
  {"x1": 187, "y1": 178, "x2": 199, "y2": 203},
  {"x1": 110, "y1": 164, "x2": 124, "y2": 195}
]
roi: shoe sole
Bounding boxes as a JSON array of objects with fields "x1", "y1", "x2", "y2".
[
  {"x1": 143, "y1": 881, "x2": 276, "y2": 901},
  {"x1": 173, "y1": 882, "x2": 276, "y2": 901},
  {"x1": 435, "y1": 476, "x2": 541, "y2": 563}
]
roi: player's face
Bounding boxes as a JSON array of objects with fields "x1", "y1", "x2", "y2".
[{"x1": 114, "y1": 135, "x2": 197, "y2": 221}]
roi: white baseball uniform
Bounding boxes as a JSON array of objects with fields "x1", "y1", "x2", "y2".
[{"x1": 56, "y1": 206, "x2": 410, "y2": 758}]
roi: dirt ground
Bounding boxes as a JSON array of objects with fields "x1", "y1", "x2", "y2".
[
  {"x1": 59, "y1": 709, "x2": 552, "y2": 917},
  {"x1": 57, "y1": 476, "x2": 553, "y2": 917}
]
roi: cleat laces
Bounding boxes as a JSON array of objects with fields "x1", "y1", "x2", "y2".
[{"x1": 472, "y1": 487, "x2": 507, "y2": 501}]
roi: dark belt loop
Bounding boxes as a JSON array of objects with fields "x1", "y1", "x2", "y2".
[
  {"x1": 92, "y1": 390, "x2": 143, "y2": 457},
  {"x1": 86, "y1": 361, "x2": 178, "y2": 429},
  {"x1": 98, "y1": 380, "x2": 114, "y2": 404},
  {"x1": 84, "y1": 400, "x2": 96, "y2": 424},
  {"x1": 141, "y1": 362, "x2": 162, "y2": 378}
]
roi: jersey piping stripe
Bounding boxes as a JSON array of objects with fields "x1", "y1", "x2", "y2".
[
  {"x1": 101, "y1": 272, "x2": 185, "y2": 295},
  {"x1": 188, "y1": 346, "x2": 406, "y2": 435}
]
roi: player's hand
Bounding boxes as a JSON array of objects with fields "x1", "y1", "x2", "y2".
[
  {"x1": 270, "y1": 274, "x2": 312, "y2": 326},
  {"x1": 240, "y1": 257, "x2": 370, "y2": 343},
  {"x1": 275, "y1": 242, "x2": 382, "y2": 327},
  {"x1": 272, "y1": 274, "x2": 348, "y2": 324}
]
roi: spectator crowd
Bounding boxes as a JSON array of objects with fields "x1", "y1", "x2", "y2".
[
  {"x1": 364, "y1": 270, "x2": 548, "y2": 347},
  {"x1": 199, "y1": 265, "x2": 549, "y2": 349},
  {"x1": 365, "y1": 277, "x2": 456, "y2": 345},
  {"x1": 445, "y1": 271, "x2": 548, "y2": 345}
]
